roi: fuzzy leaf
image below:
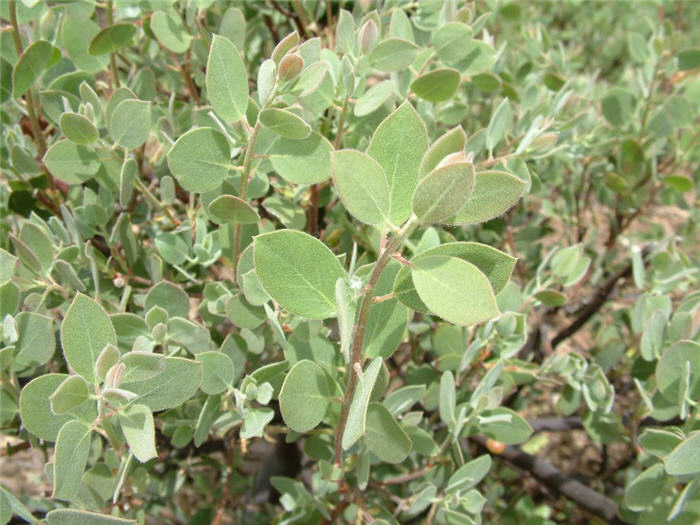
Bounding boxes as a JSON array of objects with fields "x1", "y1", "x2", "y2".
[
  {"x1": 279, "y1": 359, "x2": 330, "y2": 432},
  {"x1": 119, "y1": 404, "x2": 157, "y2": 463},
  {"x1": 364, "y1": 402, "x2": 412, "y2": 463},
  {"x1": 342, "y1": 357, "x2": 383, "y2": 450},
  {"x1": 448, "y1": 170, "x2": 525, "y2": 225},
  {"x1": 206, "y1": 34, "x2": 248, "y2": 123},
  {"x1": 412, "y1": 161, "x2": 474, "y2": 223},
  {"x1": 167, "y1": 128, "x2": 230, "y2": 193},
  {"x1": 52, "y1": 420, "x2": 92, "y2": 500}
]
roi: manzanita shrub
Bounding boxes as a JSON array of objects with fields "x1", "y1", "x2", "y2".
[{"x1": 0, "y1": 1, "x2": 699, "y2": 524}]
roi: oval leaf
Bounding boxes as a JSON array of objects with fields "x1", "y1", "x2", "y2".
[
  {"x1": 259, "y1": 108, "x2": 311, "y2": 139},
  {"x1": 448, "y1": 170, "x2": 525, "y2": 225},
  {"x1": 365, "y1": 402, "x2": 412, "y2": 464},
  {"x1": 412, "y1": 161, "x2": 474, "y2": 223},
  {"x1": 206, "y1": 34, "x2": 248, "y2": 123},
  {"x1": 167, "y1": 127, "x2": 230, "y2": 193},
  {"x1": 279, "y1": 360, "x2": 330, "y2": 432},
  {"x1": 208, "y1": 195, "x2": 259, "y2": 224}
]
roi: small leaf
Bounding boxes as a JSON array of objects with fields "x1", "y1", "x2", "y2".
[
  {"x1": 354, "y1": 80, "x2": 394, "y2": 117},
  {"x1": 19, "y1": 374, "x2": 97, "y2": 442},
  {"x1": 89, "y1": 23, "x2": 137, "y2": 55},
  {"x1": 59, "y1": 112, "x2": 98, "y2": 144},
  {"x1": 448, "y1": 170, "x2": 525, "y2": 225},
  {"x1": 43, "y1": 140, "x2": 100, "y2": 185},
  {"x1": 151, "y1": 9, "x2": 191, "y2": 54},
  {"x1": 439, "y1": 371, "x2": 456, "y2": 426},
  {"x1": 534, "y1": 289, "x2": 566, "y2": 307},
  {"x1": 119, "y1": 404, "x2": 157, "y2": 463},
  {"x1": 259, "y1": 108, "x2": 311, "y2": 139},
  {"x1": 108, "y1": 99, "x2": 151, "y2": 150},
  {"x1": 120, "y1": 351, "x2": 166, "y2": 383},
  {"x1": 479, "y1": 407, "x2": 533, "y2": 444},
  {"x1": 342, "y1": 357, "x2": 383, "y2": 450},
  {"x1": 167, "y1": 127, "x2": 231, "y2": 193},
  {"x1": 412, "y1": 161, "x2": 474, "y2": 223},
  {"x1": 656, "y1": 340, "x2": 700, "y2": 403},
  {"x1": 53, "y1": 420, "x2": 92, "y2": 500},
  {"x1": 145, "y1": 281, "x2": 190, "y2": 319},
  {"x1": 446, "y1": 454, "x2": 492, "y2": 493},
  {"x1": 486, "y1": 98, "x2": 514, "y2": 152},
  {"x1": 364, "y1": 402, "x2": 412, "y2": 463},
  {"x1": 13, "y1": 40, "x2": 55, "y2": 97},
  {"x1": 601, "y1": 87, "x2": 636, "y2": 127},
  {"x1": 61, "y1": 293, "x2": 118, "y2": 383},
  {"x1": 369, "y1": 38, "x2": 419, "y2": 72},
  {"x1": 46, "y1": 509, "x2": 136, "y2": 525},
  {"x1": 208, "y1": 195, "x2": 259, "y2": 224},
  {"x1": 254, "y1": 230, "x2": 346, "y2": 319},
  {"x1": 279, "y1": 360, "x2": 330, "y2": 432},
  {"x1": 412, "y1": 255, "x2": 500, "y2": 326},
  {"x1": 432, "y1": 22, "x2": 473, "y2": 63},
  {"x1": 269, "y1": 132, "x2": 333, "y2": 185},
  {"x1": 411, "y1": 68, "x2": 461, "y2": 102},
  {"x1": 49, "y1": 375, "x2": 89, "y2": 415},
  {"x1": 196, "y1": 351, "x2": 234, "y2": 395},
  {"x1": 367, "y1": 102, "x2": 428, "y2": 224},
  {"x1": 419, "y1": 127, "x2": 467, "y2": 178},
  {"x1": 206, "y1": 35, "x2": 248, "y2": 123},
  {"x1": 664, "y1": 433, "x2": 700, "y2": 476},
  {"x1": 625, "y1": 464, "x2": 666, "y2": 511},
  {"x1": 13, "y1": 311, "x2": 55, "y2": 370},
  {"x1": 331, "y1": 150, "x2": 391, "y2": 226},
  {"x1": 121, "y1": 357, "x2": 201, "y2": 411}
]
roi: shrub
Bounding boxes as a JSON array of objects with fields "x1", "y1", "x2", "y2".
[{"x1": 1, "y1": 1, "x2": 698, "y2": 524}]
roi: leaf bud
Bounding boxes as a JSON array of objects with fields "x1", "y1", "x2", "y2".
[{"x1": 278, "y1": 53, "x2": 304, "y2": 82}]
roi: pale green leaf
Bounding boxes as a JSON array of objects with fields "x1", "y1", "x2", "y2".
[
  {"x1": 369, "y1": 38, "x2": 418, "y2": 72},
  {"x1": 411, "y1": 68, "x2": 461, "y2": 102},
  {"x1": 331, "y1": 149, "x2": 391, "y2": 226},
  {"x1": 121, "y1": 357, "x2": 201, "y2": 411},
  {"x1": 269, "y1": 131, "x2": 333, "y2": 185},
  {"x1": 486, "y1": 98, "x2": 513, "y2": 152},
  {"x1": 208, "y1": 195, "x2": 259, "y2": 224},
  {"x1": 108, "y1": 99, "x2": 151, "y2": 150},
  {"x1": 59, "y1": 112, "x2": 98, "y2": 144},
  {"x1": 412, "y1": 161, "x2": 474, "y2": 223},
  {"x1": 49, "y1": 375, "x2": 89, "y2": 415},
  {"x1": 43, "y1": 140, "x2": 100, "y2": 185},
  {"x1": 151, "y1": 9, "x2": 191, "y2": 54},
  {"x1": 167, "y1": 127, "x2": 230, "y2": 193},
  {"x1": 206, "y1": 35, "x2": 248, "y2": 123},
  {"x1": 119, "y1": 404, "x2": 157, "y2": 463},
  {"x1": 53, "y1": 420, "x2": 92, "y2": 500},
  {"x1": 448, "y1": 170, "x2": 525, "y2": 225},
  {"x1": 61, "y1": 293, "x2": 117, "y2": 383},
  {"x1": 412, "y1": 255, "x2": 500, "y2": 326},
  {"x1": 254, "y1": 230, "x2": 346, "y2": 319},
  {"x1": 88, "y1": 23, "x2": 136, "y2": 55},
  {"x1": 259, "y1": 108, "x2": 311, "y2": 139},
  {"x1": 364, "y1": 402, "x2": 412, "y2": 463},
  {"x1": 342, "y1": 357, "x2": 383, "y2": 450},
  {"x1": 432, "y1": 22, "x2": 473, "y2": 63},
  {"x1": 419, "y1": 126, "x2": 467, "y2": 178},
  {"x1": 279, "y1": 359, "x2": 330, "y2": 432},
  {"x1": 46, "y1": 508, "x2": 136, "y2": 525},
  {"x1": 196, "y1": 351, "x2": 234, "y2": 395},
  {"x1": 354, "y1": 80, "x2": 394, "y2": 117}
]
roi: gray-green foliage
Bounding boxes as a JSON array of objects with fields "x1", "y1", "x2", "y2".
[{"x1": 2, "y1": 1, "x2": 699, "y2": 525}]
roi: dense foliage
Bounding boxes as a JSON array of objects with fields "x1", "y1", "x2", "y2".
[{"x1": 1, "y1": 1, "x2": 699, "y2": 524}]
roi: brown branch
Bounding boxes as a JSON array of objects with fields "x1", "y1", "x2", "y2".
[
  {"x1": 550, "y1": 244, "x2": 654, "y2": 349},
  {"x1": 470, "y1": 436, "x2": 628, "y2": 524}
]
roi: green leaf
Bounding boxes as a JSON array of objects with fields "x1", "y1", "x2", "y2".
[
  {"x1": 196, "y1": 351, "x2": 234, "y2": 395},
  {"x1": 486, "y1": 98, "x2": 514, "y2": 152},
  {"x1": 534, "y1": 289, "x2": 567, "y2": 307},
  {"x1": 12, "y1": 40, "x2": 54, "y2": 97},
  {"x1": 331, "y1": 149, "x2": 391, "y2": 226},
  {"x1": 13, "y1": 312, "x2": 55, "y2": 370},
  {"x1": 61, "y1": 293, "x2": 117, "y2": 383},
  {"x1": 46, "y1": 509, "x2": 136, "y2": 525},
  {"x1": 151, "y1": 9, "x2": 191, "y2": 54},
  {"x1": 335, "y1": 9, "x2": 355, "y2": 55},
  {"x1": 279, "y1": 359, "x2": 330, "y2": 432},
  {"x1": 601, "y1": 87, "x2": 636, "y2": 127},
  {"x1": 254, "y1": 230, "x2": 346, "y2": 319},
  {"x1": 677, "y1": 48, "x2": 700, "y2": 71},
  {"x1": 121, "y1": 357, "x2": 201, "y2": 411},
  {"x1": 412, "y1": 161, "x2": 474, "y2": 223},
  {"x1": 354, "y1": 80, "x2": 394, "y2": 117},
  {"x1": 367, "y1": 102, "x2": 428, "y2": 224},
  {"x1": 656, "y1": 340, "x2": 700, "y2": 403},
  {"x1": 479, "y1": 407, "x2": 533, "y2": 444},
  {"x1": 19, "y1": 374, "x2": 97, "y2": 442},
  {"x1": 194, "y1": 393, "x2": 221, "y2": 447},
  {"x1": 411, "y1": 68, "x2": 461, "y2": 102},
  {"x1": 49, "y1": 375, "x2": 89, "y2": 415},
  {"x1": 43, "y1": 140, "x2": 100, "y2": 185},
  {"x1": 208, "y1": 195, "x2": 259, "y2": 224},
  {"x1": 119, "y1": 404, "x2": 157, "y2": 463},
  {"x1": 120, "y1": 352, "x2": 165, "y2": 383},
  {"x1": 59, "y1": 112, "x2": 98, "y2": 144},
  {"x1": 638, "y1": 428, "x2": 683, "y2": 458},
  {"x1": 412, "y1": 255, "x2": 500, "y2": 326},
  {"x1": 625, "y1": 463, "x2": 666, "y2": 511},
  {"x1": 394, "y1": 242, "x2": 516, "y2": 313},
  {"x1": 446, "y1": 454, "x2": 492, "y2": 493},
  {"x1": 145, "y1": 281, "x2": 190, "y2": 319},
  {"x1": 369, "y1": 38, "x2": 419, "y2": 72},
  {"x1": 167, "y1": 127, "x2": 230, "y2": 193},
  {"x1": 108, "y1": 99, "x2": 151, "y2": 150},
  {"x1": 448, "y1": 170, "x2": 525, "y2": 225},
  {"x1": 269, "y1": 131, "x2": 333, "y2": 185},
  {"x1": 62, "y1": 16, "x2": 108, "y2": 74},
  {"x1": 342, "y1": 357, "x2": 383, "y2": 450},
  {"x1": 432, "y1": 22, "x2": 473, "y2": 63},
  {"x1": 439, "y1": 371, "x2": 456, "y2": 426},
  {"x1": 664, "y1": 433, "x2": 700, "y2": 476},
  {"x1": 419, "y1": 127, "x2": 467, "y2": 178},
  {"x1": 240, "y1": 408, "x2": 274, "y2": 439},
  {"x1": 206, "y1": 35, "x2": 248, "y2": 123},
  {"x1": 88, "y1": 23, "x2": 137, "y2": 55},
  {"x1": 364, "y1": 402, "x2": 412, "y2": 463},
  {"x1": 52, "y1": 420, "x2": 92, "y2": 500},
  {"x1": 259, "y1": 109, "x2": 311, "y2": 139}
]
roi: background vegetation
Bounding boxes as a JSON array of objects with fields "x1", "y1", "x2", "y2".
[{"x1": 0, "y1": 1, "x2": 698, "y2": 524}]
